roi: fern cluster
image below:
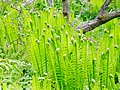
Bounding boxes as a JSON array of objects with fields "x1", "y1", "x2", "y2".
[{"x1": 0, "y1": 1, "x2": 120, "y2": 90}]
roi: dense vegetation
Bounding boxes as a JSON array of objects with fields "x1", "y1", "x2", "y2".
[{"x1": 0, "y1": 0, "x2": 120, "y2": 90}]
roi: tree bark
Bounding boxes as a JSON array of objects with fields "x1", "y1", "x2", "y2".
[
  {"x1": 62, "y1": 0, "x2": 70, "y2": 21},
  {"x1": 75, "y1": 0, "x2": 120, "y2": 33},
  {"x1": 76, "y1": 10, "x2": 120, "y2": 33},
  {"x1": 97, "y1": 0, "x2": 112, "y2": 19}
]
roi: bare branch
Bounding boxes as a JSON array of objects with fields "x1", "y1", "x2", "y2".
[
  {"x1": 75, "y1": 0, "x2": 120, "y2": 33},
  {"x1": 21, "y1": 0, "x2": 34, "y2": 7},
  {"x1": 97, "y1": 0, "x2": 112, "y2": 19},
  {"x1": 76, "y1": 10, "x2": 120, "y2": 33}
]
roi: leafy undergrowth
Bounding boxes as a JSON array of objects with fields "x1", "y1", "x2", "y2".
[
  {"x1": 0, "y1": 1, "x2": 120, "y2": 90},
  {"x1": 0, "y1": 58, "x2": 32, "y2": 89}
]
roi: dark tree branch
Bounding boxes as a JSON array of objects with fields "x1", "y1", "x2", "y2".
[
  {"x1": 75, "y1": 0, "x2": 120, "y2": 33},
  {"x1": 21, "y1": 0, "x2": 34, "y2": 7},
  {"x1": 76, "y1": 10, "x2": 120, "y2": 33},
  {"x1": 97, "y1": 0, "x2": 112, "y2": 19}
]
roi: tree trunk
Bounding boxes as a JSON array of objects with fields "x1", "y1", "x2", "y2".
[{"x1": 62, "y1": 0, "x2": 70, "y2": 21}]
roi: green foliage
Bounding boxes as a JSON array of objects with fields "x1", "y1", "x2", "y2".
[
  {"x1": 0, "y1": 0, "x2": 120, "y2": 90},
  {"x1": 0, "y1": 58, "x2": 33, "y2": 89}
]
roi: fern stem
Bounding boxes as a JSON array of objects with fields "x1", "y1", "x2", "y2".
[{"x1": 106, "y1": 48, "x2": 109, "y2": 88}]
